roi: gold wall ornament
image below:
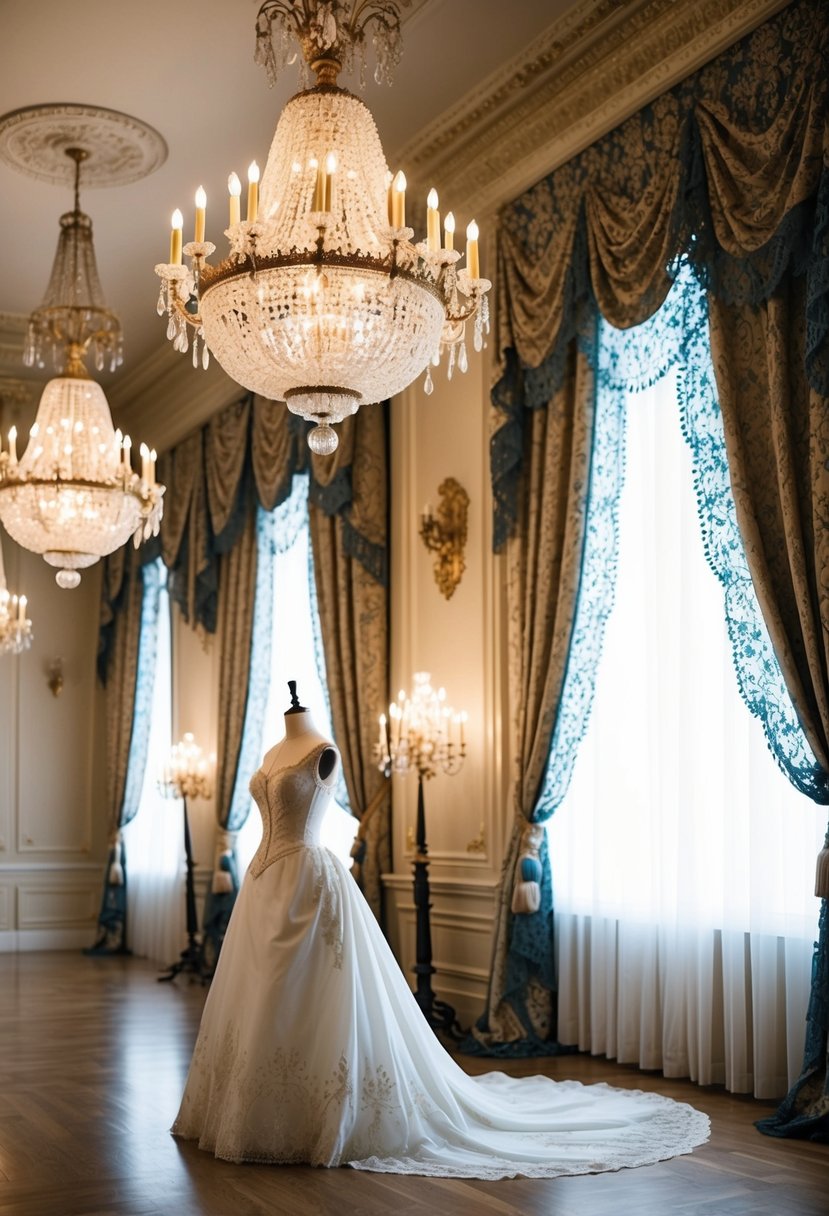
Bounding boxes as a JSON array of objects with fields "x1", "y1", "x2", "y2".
[
  {"x1": 46, "y1": 658, "x2": 64, "y2": 697},
  {"x1": 419, "y1": 477, "x2": 469, "y2": 600},
  {"x1": 466, "y1": 821, "x2": 486, "y2": 854}
]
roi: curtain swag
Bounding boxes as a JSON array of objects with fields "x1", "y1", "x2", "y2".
[
  {"x1": 99, "y1": 396, "x2": 389, "y2": 668},
  {"x1": 491, "y1": 0, "x2": 828, "y2": 552}
]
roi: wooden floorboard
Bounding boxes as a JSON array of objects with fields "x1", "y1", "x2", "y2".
[{"x1": 0, "y1": 952, "x2": 825, "y2": 1216}]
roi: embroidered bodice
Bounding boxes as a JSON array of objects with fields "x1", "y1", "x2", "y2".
[{"x1": 248, "y1": 740, "x2": 339, "y2": 877}]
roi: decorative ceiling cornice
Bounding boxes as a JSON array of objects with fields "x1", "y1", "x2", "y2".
[
  {"x1": 108, "y1": 344, "x2": 240, "y2": 455},
  {"x1": 396, "y1": 0, "x2": 792, "y2": 217}
]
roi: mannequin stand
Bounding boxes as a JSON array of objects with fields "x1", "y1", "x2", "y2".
[
  {"x1": 412, "y1": 774, "x2": 464, "y2": 1039},
  {"x1": 158, "y1": 796, "x2": 205, "y2": 983}
]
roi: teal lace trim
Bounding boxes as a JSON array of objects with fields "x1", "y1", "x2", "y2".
[{"x1": 121, "y1": 560, "x2": 165, "y2": 828}]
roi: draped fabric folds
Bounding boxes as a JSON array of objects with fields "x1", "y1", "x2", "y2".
[
  {"x1": 88, "y1": 555, "x2": 164, "y2": 953},
  {"x1": 484, "y1": 0, "x2": 829, "y2": 1091},
  {"x1": 201, "y1": 506, "x2": 259, "y2": 973},
  {"x1": 98, "y1": 395, "x2": 390, "y2": 936},
  {"x1": 470, "y1": 327, "x2": 597, "y2": 1052}
]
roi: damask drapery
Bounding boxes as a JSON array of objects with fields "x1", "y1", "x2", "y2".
[
  {"x1": 99, "y1": 394, "x2": 390, "y2": 936},
  {"x1": 87, "y1": 555, "x2": 165, "y2": 953},
  {"x1": 483, "y1": 0, "x2": 829, "y2": 1097}
]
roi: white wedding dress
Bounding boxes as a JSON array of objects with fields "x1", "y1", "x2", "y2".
[{"x1": 173, "y1": 739, "x2": 710, "y2": 1178}]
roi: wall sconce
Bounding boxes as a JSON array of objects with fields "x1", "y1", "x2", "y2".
[
  {"x1": 419, "y1": 477, "x2": 469, "y2": 600},
  {"x1": 46, "y1": 658, "x2": 64, "y2": 697}
]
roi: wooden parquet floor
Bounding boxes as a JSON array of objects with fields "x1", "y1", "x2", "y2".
[{"x1": 0, "y1": 952, "x2": 825, "y2": 1216}]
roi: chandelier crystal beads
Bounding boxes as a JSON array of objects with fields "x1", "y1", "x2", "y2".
[
  {"x1": 0, "y1": 535, "x2": 32, "y2": 657},
  {"x1": 155, "y1": 0, "x2": 490, "y2": 453}
]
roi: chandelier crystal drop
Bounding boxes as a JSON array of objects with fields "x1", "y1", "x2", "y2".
[
  {"x1": 0, "y1": 147, "x2": 164, "y2": 588},
  {"x1": 0, "y1": 535, "x2": 32, "y2": 657},
  {"x1": 154, "y1": 0, "x2": 490, "y2": 453}
]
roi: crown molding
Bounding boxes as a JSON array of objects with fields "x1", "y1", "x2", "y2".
[
  {"x1": 108, "y1": 342, "x2": 242, "y2": 454},
  {"x1": 396, "y1": 0, "x2": 792, "y2": 218}
]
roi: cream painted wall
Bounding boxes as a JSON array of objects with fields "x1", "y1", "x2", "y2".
[
  {"x1": 385, "y1": 319, "x2": 509, "y2": 1028},
  {"x1": 171, "y1": 608, "x2": 220, "y2": 887},
  {"x1": 0, "y1": 532, "x2": 107, "y2": 951}
]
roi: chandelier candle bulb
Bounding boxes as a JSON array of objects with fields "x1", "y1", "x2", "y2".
[
  {"x1": 7, "y1": 427, "x2": 17, "y2": 466},
  {"x1": 247, "y1": 161, "x2": 260, "y2": 223},
  {"x1": 465, "y1": 220, "x2": 479, "y2": 278},
  {"x1": 122, "y1": 434, "x2": 131, "y2": 473},
  {"x1": 170, "y1": 209, "x2": 183, "y2": 265},
  {"x1": 194, "y1": 186, "x2": 207, "y2": 243},
  {"x1": 18, "y1": 595, "x2": 26, "y2": 624},
  {"x1": 139, "y1": 442, "x2": 150, "y2": 484},
  {"x1": 324, "y1": 152, "x2": 337, "y2": 213},
  {"x1": 427, "y1": 189, "x2": 440, "y2": 251},
  {"x1": 443, "y1": 211, "x2": 455, "y2": 251},
  {"x1": 392, "y1": 170, "x2": 406, "y2": 227},
  {"x1": 150, "y1": 448, "x2": 157, "y2": 487},
  {"x1": 228, "y1": 172, "x2": 242, "y2": 226}
]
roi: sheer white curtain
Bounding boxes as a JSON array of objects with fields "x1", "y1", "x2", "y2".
[
  {"x1": 235, "y1": 504, "x2": 357, "y2": 876},
  {"x1": 548, "y1": 369, "x2": 825, "y2": 1098},
  {"x1": 123, "y1": 572, "x2": 185, "y2": 965}
]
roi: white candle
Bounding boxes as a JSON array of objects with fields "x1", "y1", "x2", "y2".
[
  {"x1": 139, "y1": 442, "x2": 150, "y2": 484},
  {"x1": 8, "y1": 425, "x2": 17, "y2": 466},
  {"x1": 426, "y1": 188, "x2": 440, "y2": 252},
  {"x1": 324, "y1": 152, "x2": 337, "y2": 213},
  {"x1": 170, "y1": 209, "x2": 183, "y2": 265},
  {"x1": 465, "y1": 219, "x2": 479, "y2": 278},
  {"x1": 443, "y1": 211, "x2": 455, "y2": 251},
  {"x1": 228, "y1": 172, "x2": 241, "y2": 226},
  {"x1": 247, "y1": 161, "x2": 260, "y2": 223},
  {"x1": 194, "y1": 186, "x2": 206, "y2": 243},
  {"x1": 391, "y1": 171, "x2": 406, "y2": 227},
  {"x1": 122, "y1": 434, "x2": 132, "y2": 473},
  {"x1": 150, "y1": 448, "x2": 157, "y2": 488}
]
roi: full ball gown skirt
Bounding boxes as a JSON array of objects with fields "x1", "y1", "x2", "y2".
[{"x1": 173, "y1": 743, "x2": 710, "y2": 1178}]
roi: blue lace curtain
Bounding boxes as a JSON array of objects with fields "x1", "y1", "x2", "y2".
[{"x1": 87, "y1": 559, "x2": 166, "y2": 954}]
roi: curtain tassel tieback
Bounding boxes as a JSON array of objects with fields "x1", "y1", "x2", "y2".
[
  {"x1": 107, "y1": 832, "x2": 125, "y2": 887},
  {"x1": 511, "y1": 822, "x2": 544, "y2": 915},
  {"x1": 815, "y1": 827, "x2": 829, "y2": 899},
  {"x1": 211, "y1": 829, "x2": 237, "y2": 895}
]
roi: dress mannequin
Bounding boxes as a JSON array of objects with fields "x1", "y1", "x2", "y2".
[{"x1": 260, "y1": 680, "x2": 337, "y2": 783}]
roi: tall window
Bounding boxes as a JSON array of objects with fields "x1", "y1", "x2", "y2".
[
  {"x1": 235, "y1": 477, "x2": 357, "y2": 874},
  {"x1": 548, "y1": 367, "x2": 825, "y2": 1097},
  {"x1": 123, "y1": 563, "x2": 184, "y2": 964}
]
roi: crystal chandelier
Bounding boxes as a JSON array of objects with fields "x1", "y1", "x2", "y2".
[
  {"x1": 0, "y1": 533, "x2": 32, "y2": 657},
  {"x1": 0, "y1": 147, "x2": 164, "y2": 589},
  {"x1": 154, "y1": 0, "x2": 490, "y2": 454}
]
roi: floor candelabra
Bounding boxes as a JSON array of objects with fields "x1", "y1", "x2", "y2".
[
  {"x1": 377, "y1": 673, "x2": 467, "y2": 1039},
  {"x1": 158, "y1": 733, "x2": 214, "y2": 983}
]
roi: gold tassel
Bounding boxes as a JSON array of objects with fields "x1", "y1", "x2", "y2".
[{"x1": 815, "y1": 831, "x2": 829, "y2": 898}]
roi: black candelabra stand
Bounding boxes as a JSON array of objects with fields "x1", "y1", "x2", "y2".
[
  {"x1": 158, "y1": 794, "x2": 205, "y2": 983},
  {"x1": 411, "y1": 772, "x2": 464, "y2": 1039},
  {"x1": 157, "y1": 732, "x2": 213, "y2": 984}
]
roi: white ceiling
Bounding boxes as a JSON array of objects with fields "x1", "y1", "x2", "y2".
[{"x1": 0, "y1": 0, "x2": 580, "y2": 391}]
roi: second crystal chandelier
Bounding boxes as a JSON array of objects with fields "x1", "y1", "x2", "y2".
[{"x1": 155, "y1": 0, "x2": 490, "y2": 454}]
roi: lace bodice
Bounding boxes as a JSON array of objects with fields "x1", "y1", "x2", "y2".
[{"x1": 248, "y1": 740, "x2": 339, "y2": 877}]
